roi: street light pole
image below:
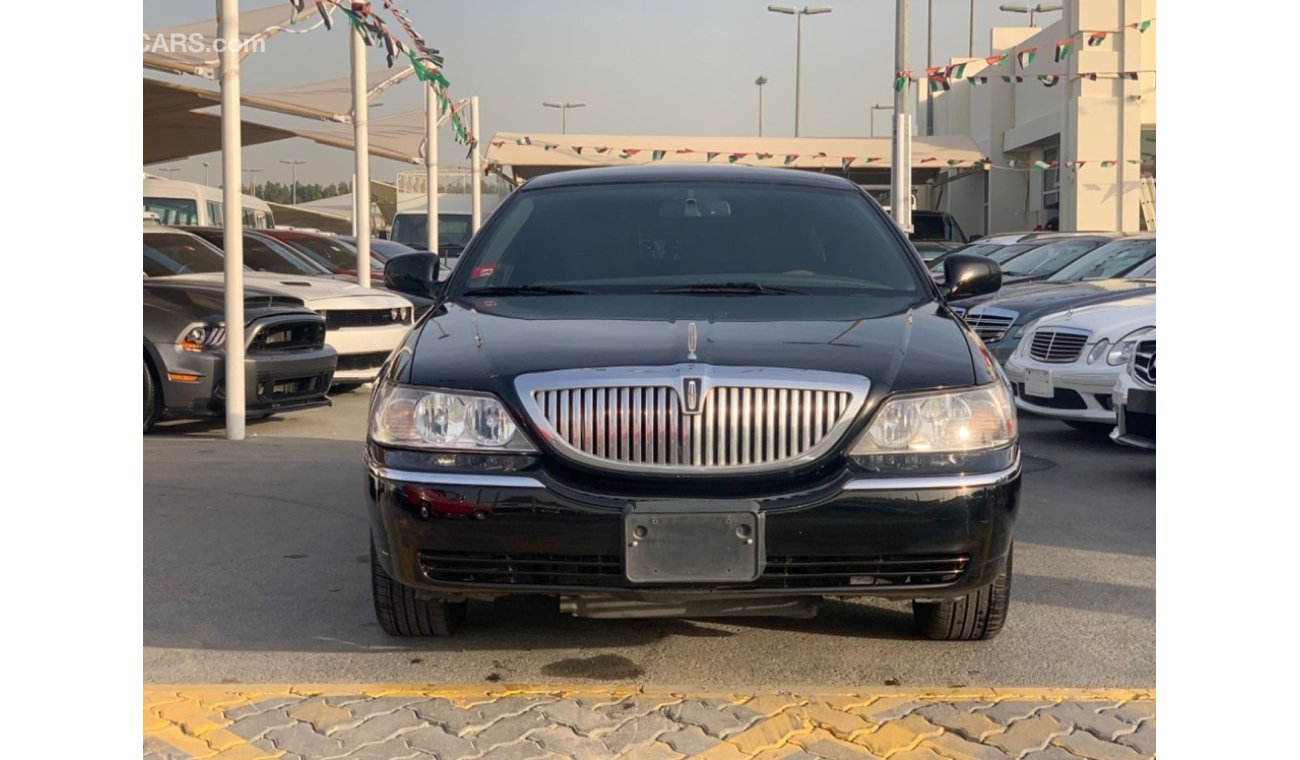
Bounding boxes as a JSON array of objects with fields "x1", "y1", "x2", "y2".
[
  {"x1": 969, "y1": 0, "x2": 976, "y2": 57},
  {"x1": 280, "y1": 160, "x2": 307, "y2": 205},
  {"x1": 998, "y1": 3, "x2": 1062, "y2": 27},
  {"x1": 755, "y1": 76, "x2": 768, "y2": 136},
  {"x1": 243, "y1": 167, "x2": 262, "y2": 197},
  {"x1": 871, "y1": 103, "x2": 893, "y2": 137},
  {"x1": 768, "y1": 6, "x2": 832, "y2": 137},
  {"x1": 542, "y1": 101, "x2": 586, "y2": 134},
  {"x1": 892, "y1": 0, "x2": 912, "y2": 233},
  {"x1": 202, "y1": 161, "x2": 210, "y2": 186},
  {"x1": 926, "y1": 0, "x2": 933, "y2": 136}
]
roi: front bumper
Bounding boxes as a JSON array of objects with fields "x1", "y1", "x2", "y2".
[
  {"x1": 326, "y1": 323, "x2": 410, "y2": 381},
  {"x1": 159, "y1": 344, "x2": 336, "y2": 419},
  {"x1": 1111, "y1": 380, "x2": 1156, "y2": 450},
  {"x1": 365, "y1": 452, "x2": 1021, "y2": 603},
  {"x1": 1004, "y1": 354, "x2": 1120, "y2": 423}
]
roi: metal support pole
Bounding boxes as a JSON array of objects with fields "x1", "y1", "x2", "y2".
[
  {"x1": 892, "y1": 0, "x2": 913, "y2": 233},
  {"x1": 795, "y1": 12, "x2": 803, "y2": 137},
  {"x1": 219, "y1": 0, "x2": 245, "y2": 440},
  {"x1": 424, "y1": 86, "x2": 439, "y2": 254},
  {"x1": 351, "y1": 24, "x2": 372, "y2": 288},
  {"x1": 969, "y1": 0, "x2": 976, "y2": 57},
  {"x1": 926, "y1": 0, "x2": 933, "y2": 137},
  {"x1": 470, "y1": 96, "x2": 483, "y2": 233}
]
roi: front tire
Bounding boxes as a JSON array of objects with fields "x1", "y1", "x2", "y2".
[
  {"x1": 331, "y1": 382, "x2": 365, "y2": 394},
  {"x1": 144, "y1": 360, "x2": 161, "y2": 434},
  {"x1": 913, "y1": 548, "x2": 1012, "y2": 641},
  {"x1": 371, "y1": 538, "x2": 466, "y2": 636}
]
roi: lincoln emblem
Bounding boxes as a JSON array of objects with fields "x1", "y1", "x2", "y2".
[
  {"x1": 683, "y1": 377, "x2": 702, "y2": 413},
  {"x1": 686, "y1": 321, "x2": 698, "y2": 361}
]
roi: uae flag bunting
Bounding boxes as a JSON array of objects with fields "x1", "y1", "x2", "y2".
[
  {"x1": 1100, "y1": 160, "x2": 1116, "y2": 167},
  {"x1": 1001, "y1": 75, "x2": 1024, "y2": 83},
  {"x1": 1032, "y1": 160, "x2": 1054, "y2": 171},
  {"x1": 814, "y1": 152, "x2": 828, "y2": 158},
  {"x1": 573, "y1": 146, "x2": 583, "y2": 155},
  {"x1": 1082, "y1": 72, "x2": 1098, "y2": 81},
  {"x1": 894, "y1": 70, "x2": 911, "y2": 92},
  {"x1": 1122, "y1": 71, "x2": 1139, "y2": 80},
  {"x1": 1087, "y1": 31, "x2": 1107, "y2": 46},
  {"x1": 758, "y1": 152, "x2": 774, "y2": 160},
  {"x1": 865, "y1": 157, "x2": 884, "y2": 163},
  {"x1": 841, "y1": 157, "x2": 856, "y2": 171},
  {"x1": 1054, "y1": 39, "x2": 1072, "y2": 62},
  {"x1": 985, "y1": 54, "x2": 1007, "y2": 67},
  {"x1": 675, "y1": 149, "x2": 695, "y2": 154},
  {"x1": 515, "y1": 137, "x2": 531, "y2": 146},
  {"x1": 315, "y1": 1, "x2": 333, "y2": 29},
  {"x1": 728, "y1": 153, "x2": 747, "y2": 163},
  {"x1": 542, "y1": 143, "x2": 555, "y2": 151},
  {"x1": 1017, "y1": 49, "x2": 1036, "y2": 69},
  {"x1": 929, "y1": 76, "x2": 951, "y2": 93},
  {"x1": 1073, "y1": 161, "x2": 1087, "y2": 168},
  {"x1": 920, "y1": 157, "x2": 937, "y2": 163},
  {"x1": 706, "y1": 152, "x2": 719, "y2": 162},
  {"x1": 490, "y1": 140, "x2": 504, "y2": 148},
  {"x1": 620, "y1": 149, "x2": 641, "y2": 159},
  {"x1": 947, "y1": 159, "x2": 962, "y2": 166},
  {"x1": 784, "y1": 155, "x2": 798, "y2": 165},
  {"x1": 1130, "y1": 19, "x2": 1153, "y2": 32},
  {"x1": 595, "y1": 146, "x2": 610, "y2": 154},
  {"x1": 651, "y1": 150, "x2": 666, "y2": 161},
  {"x1": 945, "y1": 62, "x2": 967, "y2": 79},
  {"x1": 1039, "y1": 74, "x2": 1060, "y2": 87},
  {"x1": 968, "y1": 76, "x2": 988, "y2": 86}
]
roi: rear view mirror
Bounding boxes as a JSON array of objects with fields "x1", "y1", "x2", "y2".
[
  {"x1": 941, "y1": 254, "x2": 1002, "y2": 301},
  {"x1": 384, "y1": 252, "x2": 441, "y2": 299}
]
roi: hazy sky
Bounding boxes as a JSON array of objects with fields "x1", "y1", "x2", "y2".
[{"x1": 144, "y1": 0, "x2": 1044, "y2": 186}]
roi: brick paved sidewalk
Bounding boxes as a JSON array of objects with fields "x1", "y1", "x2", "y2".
[{"x1": 144, "y1": 685, "x2": 1154, "y2": 760}]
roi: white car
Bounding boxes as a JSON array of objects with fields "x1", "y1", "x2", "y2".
[
  {"x1": 1111, "y1": 328, "x2": 1156, "y2": 449},
  {"x1": 144, "y1": 228, "x2": 414, "y2": 386},
  {"x1": 1003, "y1": 293, "x2": 1155, "y2": 431}
]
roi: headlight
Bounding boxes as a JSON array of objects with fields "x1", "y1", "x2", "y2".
[
  {"x1": 1087, "y1": 339, "x2": 1110, "y2": 364},
  {"x1": 370, "y1": 383, "x2": 537, "y2": 452},
  {"x1": 179, "y1": 324, "x2": 226, "y2": 352},
  {"x1": 1106, "y1": 327, "x2": 1155, "y2": 366},
  {"x1": 851, "y1": 383, "x2": 1017, "y2": 456}
]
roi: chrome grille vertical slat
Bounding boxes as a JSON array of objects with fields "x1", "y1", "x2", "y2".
[
  {"x1": 631, "y1": 387, "x2": 642, "y2": 462},
  {"x1": 740, "y1": 388, "x2": 752, "y2": 465},
  {"x1": 656, "y1": 387, "x2": 667, "y2": 464},
  {"x1": 765, "y1": 388, "x2": 776, "y2": 463},
  {"x1": 703, "y1": 391, "x2": 716, "y2": 467},
  {"x1": 667, "y1": 389, "x2": 679, "y2": 464},
  {"x1": 594, "y1": 389, "x2": 606, "y2": 458},
  {"x1": 813, "y1": 391, "x2": 825, "y2": 446}
]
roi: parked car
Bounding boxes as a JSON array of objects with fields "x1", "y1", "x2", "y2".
[
  {"x1": 996, "y1": 234, "x2": 1123, "y2": 283},
  {"x1": 144, "y1": 228, "x2": 415, "y2": 388},
  {"x1": 1003, "y1": 293, "x2": 1155, "y2": 432},
  {"x1": 366, "y1": 166, "x2": 1021, "y2": 641},
  {"x1": 260, "y1": 229, "x2": 386, "y2": 281},
  {"x1": 912, "y1": 239, "x2": 964, "y2": 267},
  {"x1": 144, "y1": 278, "x2": 336, "y2": 432},
  {"x1": 1111, "y1": 329, "x2": 1155, "y2": 450},
  {"x1": 177, "y1": 227, "x2": 343, "y2": 279},
  {"x1": 955, "y1": 237, "x2": 1156, "y2": 362},
  {"x1": 908, "y1": 210, "x2": 967, "y2": 244},
  {"x1": 338, "y1": 237, "x2": 419, "y2": 263}
]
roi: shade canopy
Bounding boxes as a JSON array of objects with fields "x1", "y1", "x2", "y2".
[{"x1": 143, "y1": 2, "x2": 324, "y2": 79}]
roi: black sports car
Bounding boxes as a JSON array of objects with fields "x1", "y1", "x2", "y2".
[
  {"x1": 364, "y1": 166, "x2": 1021, "y2": 641},
  {"x1": 144, "y1": 279, "x2": 337, "y2": 432}
]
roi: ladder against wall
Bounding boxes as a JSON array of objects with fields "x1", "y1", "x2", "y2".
[{"x1": 1139, "y1": 177, "x2": 1156, "y2": 232}]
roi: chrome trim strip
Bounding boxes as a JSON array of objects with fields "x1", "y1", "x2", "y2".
[
  {"x1": 844, "y1": 454, "x2": 1021, "y2": 491},
  {"x1": 371, "y1": 467, "x2": 544, "y2": 489}
]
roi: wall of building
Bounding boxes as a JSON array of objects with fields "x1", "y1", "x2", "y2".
[{"x1": 930, "y1": 0, "x2": 1154, "y2": 234}]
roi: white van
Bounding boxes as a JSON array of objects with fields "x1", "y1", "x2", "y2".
[
  {"x1": 143, "y1": 176, "x2": 275, "y2": 229},
  {"x1": 389, "y1": 193, "x2": 501, "y2": 253}
]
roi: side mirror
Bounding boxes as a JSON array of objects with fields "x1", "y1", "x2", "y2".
[
  {"x1": 384, "y1": 252, "x2": 440, "y2": 299},
  {"x1": 941, "y1": 254, "x2": 1002, "y2": 301}
]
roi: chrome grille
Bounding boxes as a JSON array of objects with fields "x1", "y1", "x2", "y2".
[
  {"x1": 1029, "y1": 328, "x2": 1090, "y2": 362},
  {"x1": 517, "y1": 365, "x2": 869, "y2": 474},
  {"x1": 1132, "y1": 340, "x2": 1156, "y2": 386},
  {"x1": 964, "y1": 308, "x2": 1018, "y2": 342}
]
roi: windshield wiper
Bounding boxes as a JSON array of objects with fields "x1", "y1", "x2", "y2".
[
  {"x1": 653, "y1": 282, "x2": 809, "y2": 295},
  {"x1": 461, "y1": 285, "x2": 589, "y2": 296}
]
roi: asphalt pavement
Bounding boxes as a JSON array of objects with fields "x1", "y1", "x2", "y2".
[{"x1": 144, "y1": 388, "x2": 1155, "y2": 691}]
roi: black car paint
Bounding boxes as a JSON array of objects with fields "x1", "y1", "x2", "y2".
[
  {"x1": 366, "y1": 166, "x2": 1018, "y2": 607},
  {"x1": 144, "y1": 279, "x2": 337, "y2": 424}
]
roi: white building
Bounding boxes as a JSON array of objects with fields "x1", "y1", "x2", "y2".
[{"x1": 929, "y1": 0, "x2": 1155, "y2": 234}]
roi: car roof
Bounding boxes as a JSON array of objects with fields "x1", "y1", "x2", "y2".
[{"x1": 520, "y1": 165, "x2": 861, "y2": 192}]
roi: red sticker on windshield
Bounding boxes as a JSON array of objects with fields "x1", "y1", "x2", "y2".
[{"x1": 471, "y1": 264, "x2": 495, "y2": 279}]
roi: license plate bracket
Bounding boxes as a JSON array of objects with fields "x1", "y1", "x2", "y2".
[
  {"x1": 1024, "y1": 368, "x2": 1054, "y2": 399},
  {"x1": 624, "y1": 501, "x2": 763, "y2": 584}
]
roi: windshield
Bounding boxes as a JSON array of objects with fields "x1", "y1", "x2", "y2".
[
  {"x1": 987, "y1": 242, "x2": 1039, "y2": 263},
  {"x1": 143, "y1": 233, "x2": 227, "y2": 276},
  {"x1": 909, "y1": 214, "x2": 947, "y2": 240},
  {"x1": 392, "y1": 213, "x2": 475, "y2": 251},
  {"x1": 1048, "y1": 238, "x2": 1155, "y2": 281},
  {"x1": 1001, "y1": 239, "x2": 1103, "y2": 276},
  {"x1": 454, "y1": 183, "x2": 926, "y2": 300},
  {"x1": 283, "y1": 235, "x2": 358, "y2": 270},
  {"x1": 956, "y1": 242, "x2": 1004, "y2": 258},
  {"x1": 143, "y1": 197, "x2": 199, "y2": 226}
]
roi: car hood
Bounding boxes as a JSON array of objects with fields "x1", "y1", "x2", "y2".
[
  {"x1": 403, "y1": 298, "x2": 981, "y2": 398},
  {"x1": 162, "y1": 272, "x2": 413, "y2": 310},
  {"x1": 970, "y1": 279, "x2": 1155, "y2": 319},
  {"x1": 1030, "y1": 293, "x2": 1156, "y2": 340}
]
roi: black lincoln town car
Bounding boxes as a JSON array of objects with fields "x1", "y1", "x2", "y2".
[{"x1": 366, "y1": 166, "x2": 1020, "y2": 641}]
